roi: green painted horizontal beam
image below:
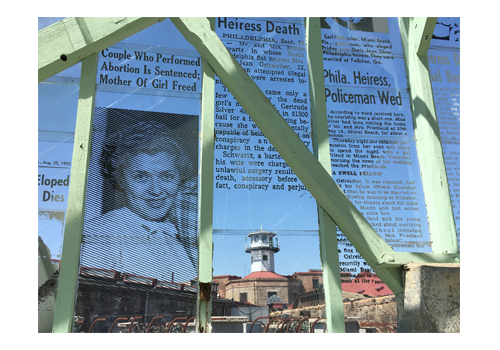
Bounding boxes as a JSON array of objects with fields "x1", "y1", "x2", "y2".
[
  {"x1": 377, "y1": 252, "x2": 460, "y2": 267},
  {"x1": 171, "y1": 17, "x2": 404, "y2": 295},
  {"x1": 38, "y1": 17, "x2": 166, "y2": 82}
]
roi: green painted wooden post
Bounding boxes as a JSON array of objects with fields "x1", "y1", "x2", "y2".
[
  {"x1": 38, "y1": 17, "x2": 165, "y2": 83},
  {"x1": 171, "y1": 17, "x2": 405, "y2": 295},
  {"x1": 52, "y1": 53, "x2": 98, "y2": 333},
  {"x1": 195, "y1": 17, "x2": 215, "y2": 333},
  {"x1": 399, "y1": 17, "x2": 459, "y2": 254},
  {"x1": 306, "y1": 17, "x2": 345, "y2": 333}
]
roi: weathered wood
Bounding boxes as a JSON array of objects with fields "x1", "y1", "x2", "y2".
[
  {"x1": 399, "y1": 17, "x2": 459, "y2": 254},
  {"x1": 38, "y1": 17, "x2": 166, "y2": 82},
  {"x1": 411, "y1": 17, "x2": 438, "y2": 56},
  {"x1": 306, "y1": 17, "x2": 345, "y2": 333},
  {"x1": 52, "y1": 53, "x2": 98, "y2": 333},
  {"x1": 195, "y1": 17, "x2": 215, "y2": 334},
  {"x1": 171, "y1": 17, "x2": 404, "y2": 294}
]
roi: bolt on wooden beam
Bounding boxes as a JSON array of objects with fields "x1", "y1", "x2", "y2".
[
  {"x1": 52, "y1": 53, "x2": 98, "y2": 333},
  {"x1": 39, "y1": 17, "x2": 166, "y2": 82}
]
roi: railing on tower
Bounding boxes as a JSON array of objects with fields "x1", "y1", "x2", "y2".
[{"x1": 244, "y1": 237, "x2": 280, "y2": 252}]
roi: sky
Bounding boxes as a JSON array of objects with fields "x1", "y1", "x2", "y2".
[{"x1": 38, "y1": 17, "x2": 460, "y2": 280}]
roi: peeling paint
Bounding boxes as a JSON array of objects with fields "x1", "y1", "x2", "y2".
[{"x1": 199, "y1": 282, "x2": 212, "y2": 301}]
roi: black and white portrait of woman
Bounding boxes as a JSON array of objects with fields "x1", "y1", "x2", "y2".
[{"x1": 81, "y1": 109, "x2": 198, "y2": 282}]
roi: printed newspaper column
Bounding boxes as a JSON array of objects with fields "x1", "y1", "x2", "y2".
[
  {"x1": 38, "y1": 142, "x2": 74, "y2": 261},
  {"x1": 321, "y1": 17, "x2": 432, "y2": 280},
  {"x1": 428, "y1": 17, "x2": 460, "y2": 243},
  {"x1": 212, "y1": 18, "x2": 320, "y2": 234},
  {"x1": 211, "y1": 18, "x2": 324, "y2": 289},
  {"x1": 214, "y1": 18, "x2": 312, "y2": 197}
]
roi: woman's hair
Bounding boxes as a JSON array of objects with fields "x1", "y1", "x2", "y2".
[{"x1": 100, "y1": 120, "x2": 194, "y2": 193}]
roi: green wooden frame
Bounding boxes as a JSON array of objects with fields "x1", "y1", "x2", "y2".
[
  {"x1": 39, "y1": 17, "x2": 460, "y2": 333},
  {"x1": 195, "y1": 17, "x2": 216, "y2": 334},
  {"x1": 51, "y1": 53, "x2": 98, "y2": 333},
  {"x1": 399, "y1": 17, "x2": 459, "y2": 254},
  {"x1": 38, "y1": 17, "x2": 166, "y2": 83},
  {"x1": 173, "y1": 17, "x2": 398, "y2": 295},
  {"x1": 306, "y1": 17, "x2": 345, "y2": 333}
]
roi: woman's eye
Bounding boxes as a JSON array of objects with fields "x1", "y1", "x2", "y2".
[
  {"x1": 160, "y1": 173, "x2": 175, "y2": 181},
  {"x1": 132, "y1": 173, "x2": 148, "y2": 182}
]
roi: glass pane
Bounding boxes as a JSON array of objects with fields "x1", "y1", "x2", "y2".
[
  {"x1": 212, "y1": 18, "x2": 323, "y2": 327},
  {"x1": 429, "y1": 17, "x2": 460, "y2": 244},
  {"x1": 120, "y1": 18, "x2": 196, "y2": 51},
  {"x1": 38, "y1": 81, "x2": 79, "y2": 332},
  {"x1": 73, "y1": 21, "x2": 202, "y2": 333},
  {"x1": 321, "y1": 17, "x2": 431, "y2": 294},
  {"x1": 38, "y1": 17, "x2": 65, "y2": 30},
  {"x1": 38, "y1": 16, "x2": 459, "y2": 333},
  {"x1": 430, "y1": 17, "x2": 460, "y2": 48}
]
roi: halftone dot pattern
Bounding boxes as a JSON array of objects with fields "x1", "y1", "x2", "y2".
[{"x1": 76, "y1": 107, "x2": 199, "y2": 332}]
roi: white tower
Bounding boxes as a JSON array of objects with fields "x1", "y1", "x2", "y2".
[{"x1": 245, "y1": 229, "x2": 280, "y2": 272}]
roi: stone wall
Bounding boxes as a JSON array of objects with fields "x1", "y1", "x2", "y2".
[
  {"x1": 292, "y1": 273, "x2": 322, "y2": 293},
  {"x1": 396, "y1": 263, "x2": 460, "y2": 333},
  {"x1": 271, "y1": 295, "x2": 397, "y2": 324},
  {"x1": 343, "y1": 295, "x2": 397, "y2": 323},
  {"x1": 294, "y1": 289, "x2": 325, "y2": 308}
]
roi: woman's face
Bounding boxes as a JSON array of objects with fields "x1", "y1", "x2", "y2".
[{"x1": 117, "y1": 151, "x2": 181, "y2": 221}]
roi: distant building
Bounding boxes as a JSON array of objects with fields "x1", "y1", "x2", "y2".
[
  {"x1": 223, "y1": 271, "x2": 301, "y2": 306},
  {"x1": 212, "y1": 275, "x2": 242, "y2": 299},
  {"x1": 291, "y1": 269, "x2": 324, "y2": 293},
  {"x1": 216, "y1": 230, "x2": 297, "y2": 306},
  {"x1": 215, "y1": 229, "x2": 393, "y2": 307}
]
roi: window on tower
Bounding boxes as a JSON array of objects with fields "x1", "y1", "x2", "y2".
[{"x1": 263, "y1": 255, "x2": 268, "y2": 261}]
